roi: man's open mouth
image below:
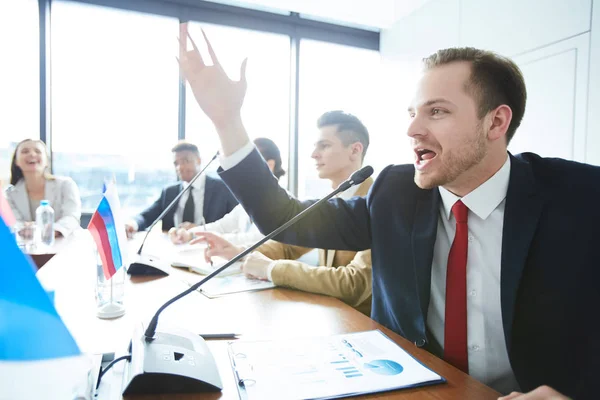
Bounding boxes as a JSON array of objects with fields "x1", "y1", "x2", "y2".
[{"x1": 415, "y1": 148, "x2": 438, "y2": 169}]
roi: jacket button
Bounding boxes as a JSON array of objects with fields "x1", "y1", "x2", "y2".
[{"x1": 414, "y1": 338, "x2": 426, "y2": 347}]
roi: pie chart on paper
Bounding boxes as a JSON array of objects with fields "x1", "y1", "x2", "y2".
[{"x1": 363, "y1": 359, "x2": 404, "y2": 375}]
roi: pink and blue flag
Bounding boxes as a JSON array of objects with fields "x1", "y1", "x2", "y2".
[
  {"x1": 0, "y1": 184, "x2": 16, "y2": 227},
  {"x1": 87, "y1": 182, "x2": 127, "y2": 279},
  {"x1": 0, "y1": 213, "x2": 88, "y2": 399}
]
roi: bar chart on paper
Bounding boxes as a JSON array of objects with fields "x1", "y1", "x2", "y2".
[{"x1": 228, "y1": 330, "x2": 445, "y2": 400}]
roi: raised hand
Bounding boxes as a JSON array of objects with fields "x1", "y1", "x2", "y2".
[{"x1": 177, "y1": 23, "x2": 248, "y2": 130}]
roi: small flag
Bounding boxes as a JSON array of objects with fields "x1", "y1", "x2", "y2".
[
  {"x1": 0, "y1": 216, "x2": 88, "y2": 399},
  {"x1": 88, "y1": 182, "x2": 127, "y2": 280},
  {"x1": 0, "y1": 184, "x2": 16, "y2": 227},
  {"x1": 0, "y1": 217, "x2": 80, "y2": 361}
]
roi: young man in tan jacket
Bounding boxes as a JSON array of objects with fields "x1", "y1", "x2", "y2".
[{"x1": 196, "y1": 111, "x2": 373, "y2": 315}]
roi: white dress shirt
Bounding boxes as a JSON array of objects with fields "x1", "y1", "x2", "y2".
[
  {"x1": 429, "y1": 156, "x2": 519, "y2": 394},
  {"x1": 220, "y1": 143, "x2": 519, "y2": 393},
  {"x1": 189, "y1": 204, "x2": 263, "y2": 246},
  {"x1": 173, "y1": 174, "x2": 206, "y2": 227}
]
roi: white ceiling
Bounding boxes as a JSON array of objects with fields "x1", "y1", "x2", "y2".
[{"x1": 207, "y1": 0, "x2": 431, "y2": 30}]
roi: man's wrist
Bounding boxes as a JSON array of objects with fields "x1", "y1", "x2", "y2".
[
  {"x1": 213, "y1": 114, "x2": 250, "y2": 157},
  {"x1": 266, "y1": 261, "x2": 277, "y2": 282}
]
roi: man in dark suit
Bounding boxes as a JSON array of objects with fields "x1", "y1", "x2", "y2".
[
  {"x1": 125, "y1": 142, "x2": 237, "y2": 236},
  {"x1": 178, "y1": 26, "x2": 598, "y2": 399}
]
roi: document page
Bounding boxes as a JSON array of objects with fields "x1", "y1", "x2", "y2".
[{"x1": 228, "y1": 330, "x2": 444, "y2": 400}]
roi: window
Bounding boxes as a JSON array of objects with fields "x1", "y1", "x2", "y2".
[
  {"x1": 0, "y1": 0, "x2": 39, "y2": 187},
  {"x1": 297, "y1": 40, "x2": 385, "y2": 199},
  {"x1": 51, "y1": 1, "x2": 179, "y2": 215},
  {"x1": 185, "y1": 23, "x2": 290, "y2": 187}
]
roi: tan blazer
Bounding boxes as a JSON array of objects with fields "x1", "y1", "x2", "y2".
[
  {"x1": 5, "y1": 176, "x2": 82, "y2": 237},
  {"x1": 256, "y1": 178, "x2": 373, "y2": 315}
]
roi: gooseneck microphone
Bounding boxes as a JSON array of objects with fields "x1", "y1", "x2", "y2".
[
  {"x1": 144, "y1": 164, "x2": 374, "y2": 338},
  {"x1": 121, "y1": 165, "x2": 374, "y2": 396},
  {"x1": 127, "y1": 152, "x2": 220, "y2": 276}
]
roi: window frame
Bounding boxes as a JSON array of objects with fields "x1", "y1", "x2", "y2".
[{"x1": 35, "y1": 0, "x2": 379, "y2": 196}]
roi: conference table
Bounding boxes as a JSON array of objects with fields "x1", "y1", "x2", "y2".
[
  {"x1": 36, "y1": 230, "x2": 500, "y2": 400},
  {"x1": 27, "y1": 235, "x2": 69, "y2": 269}
]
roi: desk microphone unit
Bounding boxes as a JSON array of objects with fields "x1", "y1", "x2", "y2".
[{"x1": 121, "y1": 165, "x2": 374, "y2": 395}]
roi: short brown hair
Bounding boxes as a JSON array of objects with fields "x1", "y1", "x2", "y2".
[
  {"x1": 423, "y1": 47, "x2": 527, "y2": 144},
  {"x1": 317, "y1": 110, "x2": 370, "y2": 161},
  {"x1": 171, "y1": 141, "x2": 200, "y2": 156}
]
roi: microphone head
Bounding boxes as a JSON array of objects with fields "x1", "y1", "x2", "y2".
[{"x1": 349, "y1": 166, "x2": 374, "y2": 186}]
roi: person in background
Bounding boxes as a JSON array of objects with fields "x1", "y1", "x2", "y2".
[
  {"x1": 125, "y1": 141, "x2": 237, "y2": 237},
  {"x1": 169, "y1": 137, "x2": 285, "y2": 246},
  {"x1": 194, "y1": 111, "x2": 373, "y2": 315},
  {"x1": 5, "y1": 139, "x2": 81, "y2": 238}
]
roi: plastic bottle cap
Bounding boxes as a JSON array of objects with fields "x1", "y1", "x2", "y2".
[{"x1": 40, "y1": 200, "x2": 49, "y2": 206}]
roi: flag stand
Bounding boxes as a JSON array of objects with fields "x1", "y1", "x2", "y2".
[
  {"x1": 88, "y1": 180, "x2": 128, "y2": 320},
  {"x1": 97, "y1": 274, "x2": 125, "y2": 319},
  {"x1": 95, "y1": 251, "x2": 126, "y2": 319}
]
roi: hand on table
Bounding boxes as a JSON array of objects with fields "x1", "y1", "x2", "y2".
[
  {"x1": 125, "y1": 223, "x2": 137, "y2": 239},
  {"x1": 168, "y1": 227, "x2": 193, "y2": 244},
  {"x1": 499, "y1": 386, "x2": 570, "y2": 400},
  {"x1": 190, "y1": 231, "x2": 243, "y2": 263},
  {"x1": 241, "y1": 251, "x2": 272, "y2": 281}
]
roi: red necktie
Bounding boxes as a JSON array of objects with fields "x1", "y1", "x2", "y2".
[{"x1": 444, "y1": 200, "x2": 469, "y2": 373}]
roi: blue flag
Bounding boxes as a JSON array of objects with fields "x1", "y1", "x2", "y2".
[{"x1": 0, "y1": 217, "x2": 80, "y2": 361}]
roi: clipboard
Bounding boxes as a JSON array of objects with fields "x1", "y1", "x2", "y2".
[{"x1": 227, "y1": 330, "x2": 445, "y2": 400}]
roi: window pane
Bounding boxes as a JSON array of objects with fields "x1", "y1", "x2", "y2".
[
  {"x1": 51, "y1": 1, "x2": 179, "y2": 215},
  {"x1": 0, "y1": 0, "x2": 39, "y2": 186},
  {"x1": 185, "y1": 23, "x2": 290, "y2": 188},
  {"x1": 298, "y1": 40, "x2": 389, "y2": 198}
]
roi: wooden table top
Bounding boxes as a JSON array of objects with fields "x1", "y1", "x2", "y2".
[
  {"x1": 36, "y1": 230, "x2": 500, "y2": 400},
  {"x1": 27, "y1": 235, "x2": 70, "y2": 269}
]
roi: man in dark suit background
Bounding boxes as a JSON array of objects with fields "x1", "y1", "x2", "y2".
[
  {"x1": 125, "y1": 141, "x2": 237, "y2": 236},
  {"x1": 178, "y1": 24, "x2": 599, "y2": 399}
]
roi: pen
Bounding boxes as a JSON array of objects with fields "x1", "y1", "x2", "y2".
[
  {"x1": 199, "y1": 333, "x2": 241, "y2": 339},
  {"x1": 201, "y1": 217, "x2": 213, "y2": 267}
]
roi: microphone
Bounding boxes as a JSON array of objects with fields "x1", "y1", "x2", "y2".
[
  {"x1": 127, "y1": 152, "x2": 219, "y2": 276},
  {"x1": 121, "y1": 165, "x2": 374, "y2": 395}
]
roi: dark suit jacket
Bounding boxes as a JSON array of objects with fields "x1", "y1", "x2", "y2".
[
  {"x1": 219, "y1": 148, "x2": 600, "y2": 398},
  {"x1": 134, "y1": 175, "x2": 238, "y2": 232}
]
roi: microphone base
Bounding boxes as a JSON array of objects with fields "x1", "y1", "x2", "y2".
[
  {"x1": 127, "y1": 254, "x2": 170, "y2": 276},
  {"x1": 123, "y1": 322, "x2": 223, "y2": 395}
]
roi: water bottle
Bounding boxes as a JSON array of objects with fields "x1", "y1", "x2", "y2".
[{"x1": 36, "y1": 199, "x2": 55, "y2": 249}]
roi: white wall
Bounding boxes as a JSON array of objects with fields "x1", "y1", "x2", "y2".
[
  {"x1": 379, "y1": 0, "x2": 599, "y2": 166},
  {"x1": 588, "y1": 1, "x2": 600, "y2": 165}
]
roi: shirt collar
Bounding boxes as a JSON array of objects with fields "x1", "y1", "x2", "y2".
[
  {"x1": 438, "y1": 155, "x2": 511, "y2": 220},
  {"x1": 181, "y1": 173, "x2": 206, "y2": 190},
  {"x1": 338, "y1": 183, "x2": 360, "y2": 200}
]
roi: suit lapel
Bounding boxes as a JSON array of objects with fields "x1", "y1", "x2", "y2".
[
  {"x1": 45, "y1": 180, "x2": 57, "y2": 212},
  {"x1": 411, "y1": 189, "x2": 440, "y2": 319},
  {"x1": 164, "y1": 184, "x2": 182, "y2": 228},
  {"x1": 12, "y1": 181, "x2": 31, "y2": 220},
  {"x1": 501, "y1": 154, "x2": 545, "y2": 353},
  {"x1": 203, "y1": 176, "x2": 214, "y2": 221}
]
